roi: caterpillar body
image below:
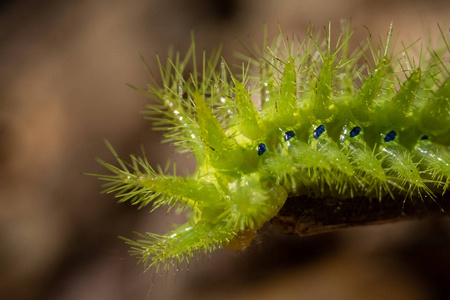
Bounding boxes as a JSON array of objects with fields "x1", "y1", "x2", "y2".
[{"x1": 96, "y1": 23, "x2": 450, "y2": 270}]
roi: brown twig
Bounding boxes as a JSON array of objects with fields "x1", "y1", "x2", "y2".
[{"x1": 272, "y1": 194, "x2": 450, "y2": 237}]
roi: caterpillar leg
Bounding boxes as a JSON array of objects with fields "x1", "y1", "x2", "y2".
[
  {"x1": 123, "y1": 220, "x2": 236, "y2": 271},
  {"x1": 381, "y1": 144, "x2": 434, "y2": 199},
  {"x1": 413, "y1": 141, "x2": 450, "y2": 194}
]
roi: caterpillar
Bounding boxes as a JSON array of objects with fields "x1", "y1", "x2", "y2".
[{"x1": 94, "y1": 22, "x2": 450, "y2": 271}]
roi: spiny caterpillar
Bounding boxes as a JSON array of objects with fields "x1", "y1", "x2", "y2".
[{"x1": 95, "y1": 22, "x2": 450, "y2": 271}]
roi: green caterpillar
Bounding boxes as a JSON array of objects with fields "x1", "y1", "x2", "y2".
[{"x1": 94, "y1": 22, "x2": 450, "y2": 271}]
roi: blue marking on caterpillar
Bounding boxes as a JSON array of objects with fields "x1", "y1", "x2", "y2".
[
  {"x1": 258, "y1": 143, "x2": 267, "y2": 156},
  {"x1": 350, "y1": 126, "x2": 361, "y2": 138},
  {"x1": 384, "y1": 130, "x2": 397, "y2": 142},
  {"x1": 314, "y1": 125, "x2": 325, "y2": 139},
  {"x1": 284, "y1": 131, "x2": 295, "y2": 142}
]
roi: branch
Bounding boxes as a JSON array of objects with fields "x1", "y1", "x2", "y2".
[{"x1": 271, "y1": 194, "x2": 450, "y2": 237}]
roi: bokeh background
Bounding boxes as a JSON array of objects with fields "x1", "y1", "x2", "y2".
[{"x1": 1, "y1": 1, "x2": 450, "y2": 299}]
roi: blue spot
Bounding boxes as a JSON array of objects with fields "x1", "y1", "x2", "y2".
[
  {"x1": 384, "y1": 130, "x2": 396, "y2": 142},
  {"x1": 349, "y1": 126, "x2": 361, "y2": 138},
  {"x1": 421, "y1": 135, "x2": 428, "y2": 140},
  {"x1": 258, "y1": 143, "x2": 267, "y2": 156},
  {"x1": 314, "y1": 125, "x2": 325, "y2": 139},
  {"x1": 284, "y1": 131, "x2": 295, "y2": 142}
]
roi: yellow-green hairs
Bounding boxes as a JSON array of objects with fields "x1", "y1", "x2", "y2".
[{"x1": 94, "y1": 22, "x2": 450, "y2": 271}]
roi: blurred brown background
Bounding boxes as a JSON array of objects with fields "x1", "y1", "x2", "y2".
[{"x1": 1, "y1": 1, "x2": 450, "y2": 299}]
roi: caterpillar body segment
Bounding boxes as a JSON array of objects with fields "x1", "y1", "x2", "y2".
[
  {"x1": 311, "y1": 53, "x2": 336, "y2": 120},
  {"x1": 276, "y1": 56, "x2": 299, "y2": 126}
]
